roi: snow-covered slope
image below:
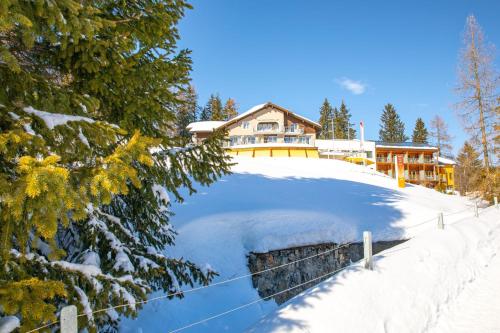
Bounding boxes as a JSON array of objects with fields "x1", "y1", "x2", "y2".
[
  {"x1": 120, "y1": 157, "x2": 478, "y2": 333},
  {"x1": 248, "y1": 207, "x2": 500, "y2": 333}
]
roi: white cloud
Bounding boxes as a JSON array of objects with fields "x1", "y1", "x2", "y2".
[{"x1": 336, "y1": 77, "x2": 367, "y2": 95}]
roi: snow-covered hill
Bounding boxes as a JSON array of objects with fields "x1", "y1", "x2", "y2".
[
  {"x1": 249, "y1": 206, "x2": 500, "y2": 333},
  {"x1": 120, "y1": 157, "x2": 480, "y2": 333}
]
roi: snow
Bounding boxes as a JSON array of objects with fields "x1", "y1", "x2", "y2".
[
  {"x1": 120, "y1": 157, "x2": 479, "y2": 333},
  {"x1": 0, "y1": 316, "x2": 20, "y2": 333},
  {"x1": 23, "y1": 106, "x2": 94, "y2": 129},
  {"x1": 249, "y1": 207, "x2": 500, "y2": 333},
  {"x1": 438, "y1": 156, "x2": 456, "y2": 165},
  {"x1": 375, "y1": 142, "x2": 438, "y2": 150},
  {"x1": 75, "y1": 286, "x2": 94, "y2": 322},
  {"x1": 78, "y1": 128, "x2": 90, "y2": 147},
  {"x1": 187, "y1": 121, "x2": 226, "y2": 132},
  {"x1": 226, "y1": 103, "x2": 320, "y2": 128},
  {"x1": 152, "y1": 183, "x2": 170, "y2": 212}
]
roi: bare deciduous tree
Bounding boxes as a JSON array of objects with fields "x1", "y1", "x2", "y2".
[
  {"x1": 456, "y1": 14, "x2": 498, "y2": 169},
  {"x1": 429, "y1": 115, "x2": 453, "y2": 157}
]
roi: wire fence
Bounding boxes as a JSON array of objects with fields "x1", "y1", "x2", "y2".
[{"x1": 26, "y1": 201, "x2": 498, "y2": 333}]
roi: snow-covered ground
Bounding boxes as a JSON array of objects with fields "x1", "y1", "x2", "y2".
[
  {"x1": 249, "y1": 206, "x2": 500, "y2": 333},
  {"x1": 120, "y1": 157, "x2": 483, "y2": 333}
]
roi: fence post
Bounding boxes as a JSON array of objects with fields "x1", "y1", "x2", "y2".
[
  {"x1": 438, "y1": 212, "x2": 444, "y2": 230},
  {"x1": 495, "y1": 196, "x2": 498, "y2": 209},
  {"x1": 363, "y1": 231, "x2": 373, "y2": 270},
  {"x1": 474, "y1": 202, "x2": 479, "y2": 218},
  {"x1": 60, "y1": 305, "x2": 77, "y2": 333}
]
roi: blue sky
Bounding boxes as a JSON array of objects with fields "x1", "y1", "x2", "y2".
[{"x1": 177, "y1": 1, "x2": 499, "y2": 154}]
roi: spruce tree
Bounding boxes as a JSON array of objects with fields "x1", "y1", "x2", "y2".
[
  {"x1": 176, "y1": 85, "x2": 199, "y2": 138},
  {"x1": 318, "y1": 99, "x2": 333, "y2": 139},
  {"x1": 336, "y1": 101, "x2": 356, "y2": 139},
  {"x1": 208, "y1": 94, "x2": 224, "y2": 121},
  {"x1": 199, "y1": 101, "x2": 211, "y2": 121},
  {"x1": 0, "y1": 2, "x2": 231, "y2": 332},
  {"x1": 411, "y1": 118, "x2": 429, "y2": 143},
  {"x1": 379, "y1": 103, "x2": 408, "y2": 142},
  {"x1": 222, "y1": 98, "x2": 238, "y2": 120}
]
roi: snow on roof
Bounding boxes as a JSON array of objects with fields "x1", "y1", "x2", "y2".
[
  {"x1": 226, "y1": 102, "x2": 321, "y2": 128},
  {"x1": 24, "y1": 106, "x2": 94, "y2": 129},
  {"x1": 438, "y1": 156, "x2": 456, "y2": 165},
  {"x1": 224, "y1": 103, "x2": 268, "y2": 124},
  {"x1": 375, "y1": 141, "x2": 438, "y2": 150},
  {"x1": 186, "y1": 121, "x2": 226, "y2": 132}
]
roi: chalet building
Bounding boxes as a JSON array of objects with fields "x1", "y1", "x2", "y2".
[
  {"x1": 187, "y1": 102, "x2": 321, "y2": 158},
  {"x1": 316, "y1": 139, "x2": 455, "y2": 190}
]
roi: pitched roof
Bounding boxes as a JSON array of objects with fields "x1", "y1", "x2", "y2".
[
  {"x1": 187, "y1": 121, "x2": 226, "y2": 132},
  {"x1": 375, "y1": 141, "x2": 438, "y2": 150},
  {"x1": 223, "y1": 102, "x2": 321, "y2": 129}
]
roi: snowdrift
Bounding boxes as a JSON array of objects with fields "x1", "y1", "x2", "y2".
[
  {"x1": 248, "y1": 206, "x2": 500, "y2": 333},
  {"x1": 121, "y1": 157, "x2": 478, "y2": 333}
]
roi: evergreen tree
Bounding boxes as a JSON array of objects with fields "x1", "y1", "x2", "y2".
[
  {"x1": 336, "y1": 101, "x2": 356, "y2": 139},
  {"x1": 199, "y1": 102, "x2": 211, "y2": 121},
  {"x1": 379, "y1": 104, "x2": 408, "y2": 142},
  {"x1": 208, "y1": 94, "x2": 224, "y2": 121},
  {"x1": 176, "y1": 85, "x2": 199, "y2": 138},
  {"x1": 0, "y1": 2, "x2": 231, "y2": 332},
  {"x1": 456, "y1": 141, "x2": 482, "y2": 195},
  {"x1": 318, "y1": 99, "x2": 333, "y2": 139},
  {"x1": 411, "y1": 118, "x2": 429, "y2": 143},
  {"x1": 222, "y1": 98, "x2": 238, "y2": 120}
]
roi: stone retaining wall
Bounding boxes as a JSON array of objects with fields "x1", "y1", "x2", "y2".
[{"x1": 248, "y1": 240, "x2": 405, "y2": 304}]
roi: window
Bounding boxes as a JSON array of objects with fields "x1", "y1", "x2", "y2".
[
  {"x1": 366, "y1": 151, "x2": 373, "y2": 158},
  {"x1": 264, "y1": 135, "x2": 277, "y2": 143},
  {"x1": 284, "y1": 136, "x2": 298, "y2": 143},
  {"x1": 229, "y1": 136, "x2": 240, "y2": 146},
  {"x1": 298, "y1": 136, "x2": 310, "y2": 144},
  {"x1": 242, "y1": 135, "x2": 256, "y2": 144},
  {"x1": 257, "y1": 122, "x2": 279, "y2": 132},
  {"x1": 242, "y1": 121, "x2": 250, "y2": 129}
]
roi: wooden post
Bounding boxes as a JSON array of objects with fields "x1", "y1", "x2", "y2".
[
  {"x1": 495, "y1": 196, "x2": 498, "y2": 209},
  {"x1": 363, "y1": 231, "x2": 373, "y2": 270},
  {"x1": 438, "y1": 212, "x2": 444, "y2": 230},
  {"x1": 60, "y1": 305, "x2": 78, "y2": 333},
  {"x1": 475, "y1": 202, "x2": 479, "y2": 218}
]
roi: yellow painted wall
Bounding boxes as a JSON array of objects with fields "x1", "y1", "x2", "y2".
[
  {"x1": 254, "y1": 149, "x2": 271, "y2": 157},
  {"x1": 272, "y1": 149, "x2": 290, "y2": 157},
  {"x1": 439, "y1": 165, "x2": 455, "y2": 189},
  {"x1": 306, "y1": 150, "x2": 319, "y2": 158},
  {"x1": 226, "y1": 147, "x2": 319, "y2": 158},
  {"x1": 290, "y1": 149, "x2": 307, "y2": 157},
  {"x1": 237, "y1": 150, "x2": 254, "y2": 157}
]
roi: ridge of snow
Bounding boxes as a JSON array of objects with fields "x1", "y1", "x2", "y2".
[{"x1": 23, "y1": 106, "x2": 95, "y2": 129}]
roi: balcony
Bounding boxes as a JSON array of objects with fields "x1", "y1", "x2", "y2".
[
  {"x1": 284, "y1": 126, "x2": 304, "y2": 134},
  {"x1": 376, "y1": 157, "x2": 391, "y2": 163},
  {"x1": 253, "y1": 126, "x2": 281, "y2": 134}
]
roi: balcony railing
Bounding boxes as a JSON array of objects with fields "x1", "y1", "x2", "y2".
[
  {"x1": 284, "y1": 126, "x2": 304, "y2": 134},
  {"x1": 253, "y1": 126, "x2": 281, "y2": 134}
]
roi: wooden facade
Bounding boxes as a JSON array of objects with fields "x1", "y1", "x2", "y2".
[{"x1": 375, "y1": 145, "x2": 439, "y2": 188}]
